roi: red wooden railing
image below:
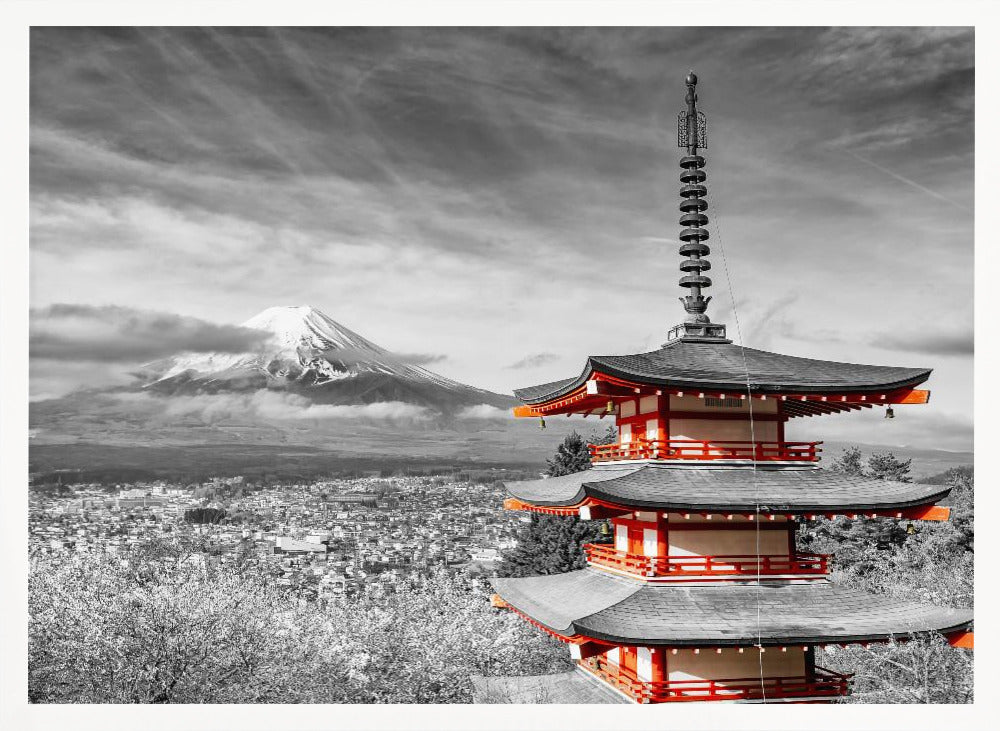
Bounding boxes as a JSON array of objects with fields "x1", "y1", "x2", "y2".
[
  {"x1": 583, "y1": 543, "x2": 830, "y2": 579},
  {"x1": 589, "y1": 439, "x2": 821, "y2": 463},
  {"x1": 581, "y1": 656, "x2": 851, "y2": 703}
]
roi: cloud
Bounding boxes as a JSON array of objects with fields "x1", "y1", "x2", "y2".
[
  {"x1": 30, "y1": 304, "x2": 272, "y2": 362},
  {"x1": 456, "y1": 403, "x2": 511, "y2": 420},
  {"x1": 394, "y1": 352, "x2": 448, "y2": 366},
  {"x1": 27, "y1": 28, "x2": 973, "y2": 449},
  {"x1": 872, "y1": 330, "x2": 973, "y2": 357},
  {"x1": 115, "y1": 391, "x2": 434, "y2": 424},
  {"x1": 323, "y1": 346, "x2": 446, "y2": 368},
  {"x1": 506, "y1": 353, "x2": 558, "y2": 369},
  {"x1": 739, "y1": 294, "x2": 799, "y2": 350},
  {"x1": 792, "y1": 406, "x2": 973, "y2": 453}
]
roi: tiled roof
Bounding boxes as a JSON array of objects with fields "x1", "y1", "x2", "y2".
[
  {"x1": 514, "y1": 341, "x2": 931, "y2": 403},
  {"x1": 491, "y1": 570, "x2": 972, "y2": 645},
  {"x1": 504, "y1": 465, "x2": 950, "y2": 512}
]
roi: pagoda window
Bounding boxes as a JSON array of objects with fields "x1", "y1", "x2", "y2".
[
  {"x1": 670, "y1": 394, "x2": 778, "y2": 415},
  {"x1": 705, "y1": 396, "x2": 744, "y2": 408},
  {"x1": 646, "y1": 417, "x2": 659, "y2": 442},
  {"x1": 669, "y1": 417, "x2": 779, "y2": 444},
  {"x1": 667, "y1": 527, "x2": 791, "y2": 558},
  {"x1": 642, "y1": 528, "x2": 659, "y2": 557},
  {"x1": 667, "y1": 647, "x2": 806, "y2": 685},
  {"x1": 619, "y1": 423, "x2": 632, "y2": 444},
  {"x1": 615, "y1": 524, "x2": 629, "y2": 553},
  {"x1": 639, "y1": 395, "x2": 658, "y2": 414},
  {"x1": 621, "y1": 400, "x2": 637, "y2": 418},
  {"x1": 636, "y1": 646, "x2": 654, "y2": 682},
  {"x1": 606, "y1": 647, "x2": 620, "y2": 667}
]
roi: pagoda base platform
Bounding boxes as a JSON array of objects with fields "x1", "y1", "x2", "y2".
[
  {"x1": 470, "y1": 669, "x2": 629, "y2": 704},
  {"x1": 470, "y1": 668, "x2": 842, "y2": 704}
]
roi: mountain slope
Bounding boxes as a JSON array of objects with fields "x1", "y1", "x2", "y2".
[{"x1": 143, "y1": 305, "x2": 513, "y2": 411}]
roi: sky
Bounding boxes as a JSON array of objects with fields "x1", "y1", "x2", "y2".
[{"x1": 29, "y1": 27, "x2": 974, "y2": 450}]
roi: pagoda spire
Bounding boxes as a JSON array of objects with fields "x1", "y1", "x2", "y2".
[{"x1": 666, "y1": 71, "x2": 729, "y2": 344}]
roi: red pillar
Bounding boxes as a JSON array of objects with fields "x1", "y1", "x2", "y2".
[{"x1": 651, "y1": 646, "x2": 667, "y2": 682}]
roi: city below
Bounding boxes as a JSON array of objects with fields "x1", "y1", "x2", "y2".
[{"x1": 29, "y1": 473, "x2": 527, "y2": 600}]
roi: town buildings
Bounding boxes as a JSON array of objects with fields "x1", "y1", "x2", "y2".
[{"x1": 30, "y1": 474, "x2": 520, "y2": 600}]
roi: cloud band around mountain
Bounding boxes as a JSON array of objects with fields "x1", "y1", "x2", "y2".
[
  {"x1": 30, "y1": 304, "x2": 273, "y2": 362},
  {"x1": 114, "y1": 391, "x2": 434, "y2": 424}
]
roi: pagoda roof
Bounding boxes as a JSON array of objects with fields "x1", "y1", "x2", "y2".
[
  {"x1": 514, "y1": 341, "x2": 931, "y2": 404},
  {"x1": 504, "y1": 464, "x2": 950, "y2": 513},
  {"x1": 491, "y1": 570, "x2": 972, "y2": 646}
]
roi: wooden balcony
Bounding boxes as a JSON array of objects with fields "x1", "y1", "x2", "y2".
[
  {"x1": 589, "y1": 439, "x2": 821, "y2": 463},
  {"x1": 584, "y1": 543, "x2": 830, "y2": 580},
  {"x1": 581, "y1": 656, "x2": 851, "y2": 703}
]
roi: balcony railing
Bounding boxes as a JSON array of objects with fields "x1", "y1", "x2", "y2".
[
  {"x1": 589, "y1": 439, "x2": 821, "y2": 463},
  {"x1": 581, "y1": 656, "x2": 851, "y2": 703},
  {"x1": 584, "y1": 543, "x2": 830, "y2": 579}
]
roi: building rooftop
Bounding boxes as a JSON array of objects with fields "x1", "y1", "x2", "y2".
[
  {"x1": 504, "y1": 464, "x2": 950, "y2": 513},
  {"x1": 514, "y1": 341, "x2": 931, "y2": 404},
  {"x1": 491, "y1": 569, "x2": 972, "y2": 645}
]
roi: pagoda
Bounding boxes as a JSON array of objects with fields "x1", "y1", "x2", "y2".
[{"x1": 486, "y1": 72, "x2": 973, "y2": 705}]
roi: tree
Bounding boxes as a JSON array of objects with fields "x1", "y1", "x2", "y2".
[
  {"x1": 29, "y1": 552, "x2": 569, "y2": 703},
  {"x1": 183, "y1": 507, "x2": 227, "y2": 524},
  {"x1": 499, "y1": 431, "x2": 607, "y2": 577},
  {"x1": 805, "y1": 465, "x2": 974, "y2": 704},
  {"x1": 545, "y1": 431, "x2": 592, "y2": 476},
  {"x1": 588, "y1": 423, "x2": 617, "y2": 447},
  {"x1": 496, "y1": 514, "x2": 602, "y2": 577},
  {"x1": 831, "y1": 446, "x2": 863, "y2": 475},
  {"x1": 866, "y1": 451, "x2": 912, "y2": 483},
  {"x1": 819, "y1": 634, "x2": 972, "y2": 704},
  {"x1": 803, "y1": 447, "x2": 915, "y2": 557}
]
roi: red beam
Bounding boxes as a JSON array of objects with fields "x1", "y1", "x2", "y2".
[
  {"x1": 512, "y1": 405, "x2": 543, "y2": 418},
  {"x1": 947, "y1": 631, "x2": 974, "y2": 649},
  {"x1": 898, "y1": 505, "x2": 950, "y2": 521}
]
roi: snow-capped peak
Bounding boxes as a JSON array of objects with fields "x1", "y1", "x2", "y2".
[
  {"x1": 150, "y1": 305, "x2": 476, "y2": 392},
  {"x1": 241, "y1": 305, "x2": 388, "y2": 358}
]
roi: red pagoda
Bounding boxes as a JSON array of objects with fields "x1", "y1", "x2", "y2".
[{"x1": 486, "y1": 72, "x2": 973, "y2": 704}]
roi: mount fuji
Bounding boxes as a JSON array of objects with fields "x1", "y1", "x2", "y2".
[{"x1": 141, "y1": 305, "x2": 514, "y2": 413}]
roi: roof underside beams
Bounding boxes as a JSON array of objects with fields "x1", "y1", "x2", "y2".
[
  {"x1": 503, "y1": 496, "x2": 952, "y2": 522},
  {"x1": 512, "y1": 374, "x2": 929, "y2": 419}
]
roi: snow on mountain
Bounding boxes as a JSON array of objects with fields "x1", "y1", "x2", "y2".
[{"x1": 146, "y1": 305, "x2": 512, "y2": 411}]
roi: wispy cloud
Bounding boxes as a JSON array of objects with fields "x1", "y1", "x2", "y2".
[
  {"x1": 872, "y1": 330, "x2": 974, "y2": 357},
  {"x1": 840, "y1": 149, "x2": 970, "y2": 212},
  {"x1": 389, "y1": 352, "x2": 447, "y2": 366},
  {"x1": 506, "y1": 353, "x2": 559, "y2": 370}
]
